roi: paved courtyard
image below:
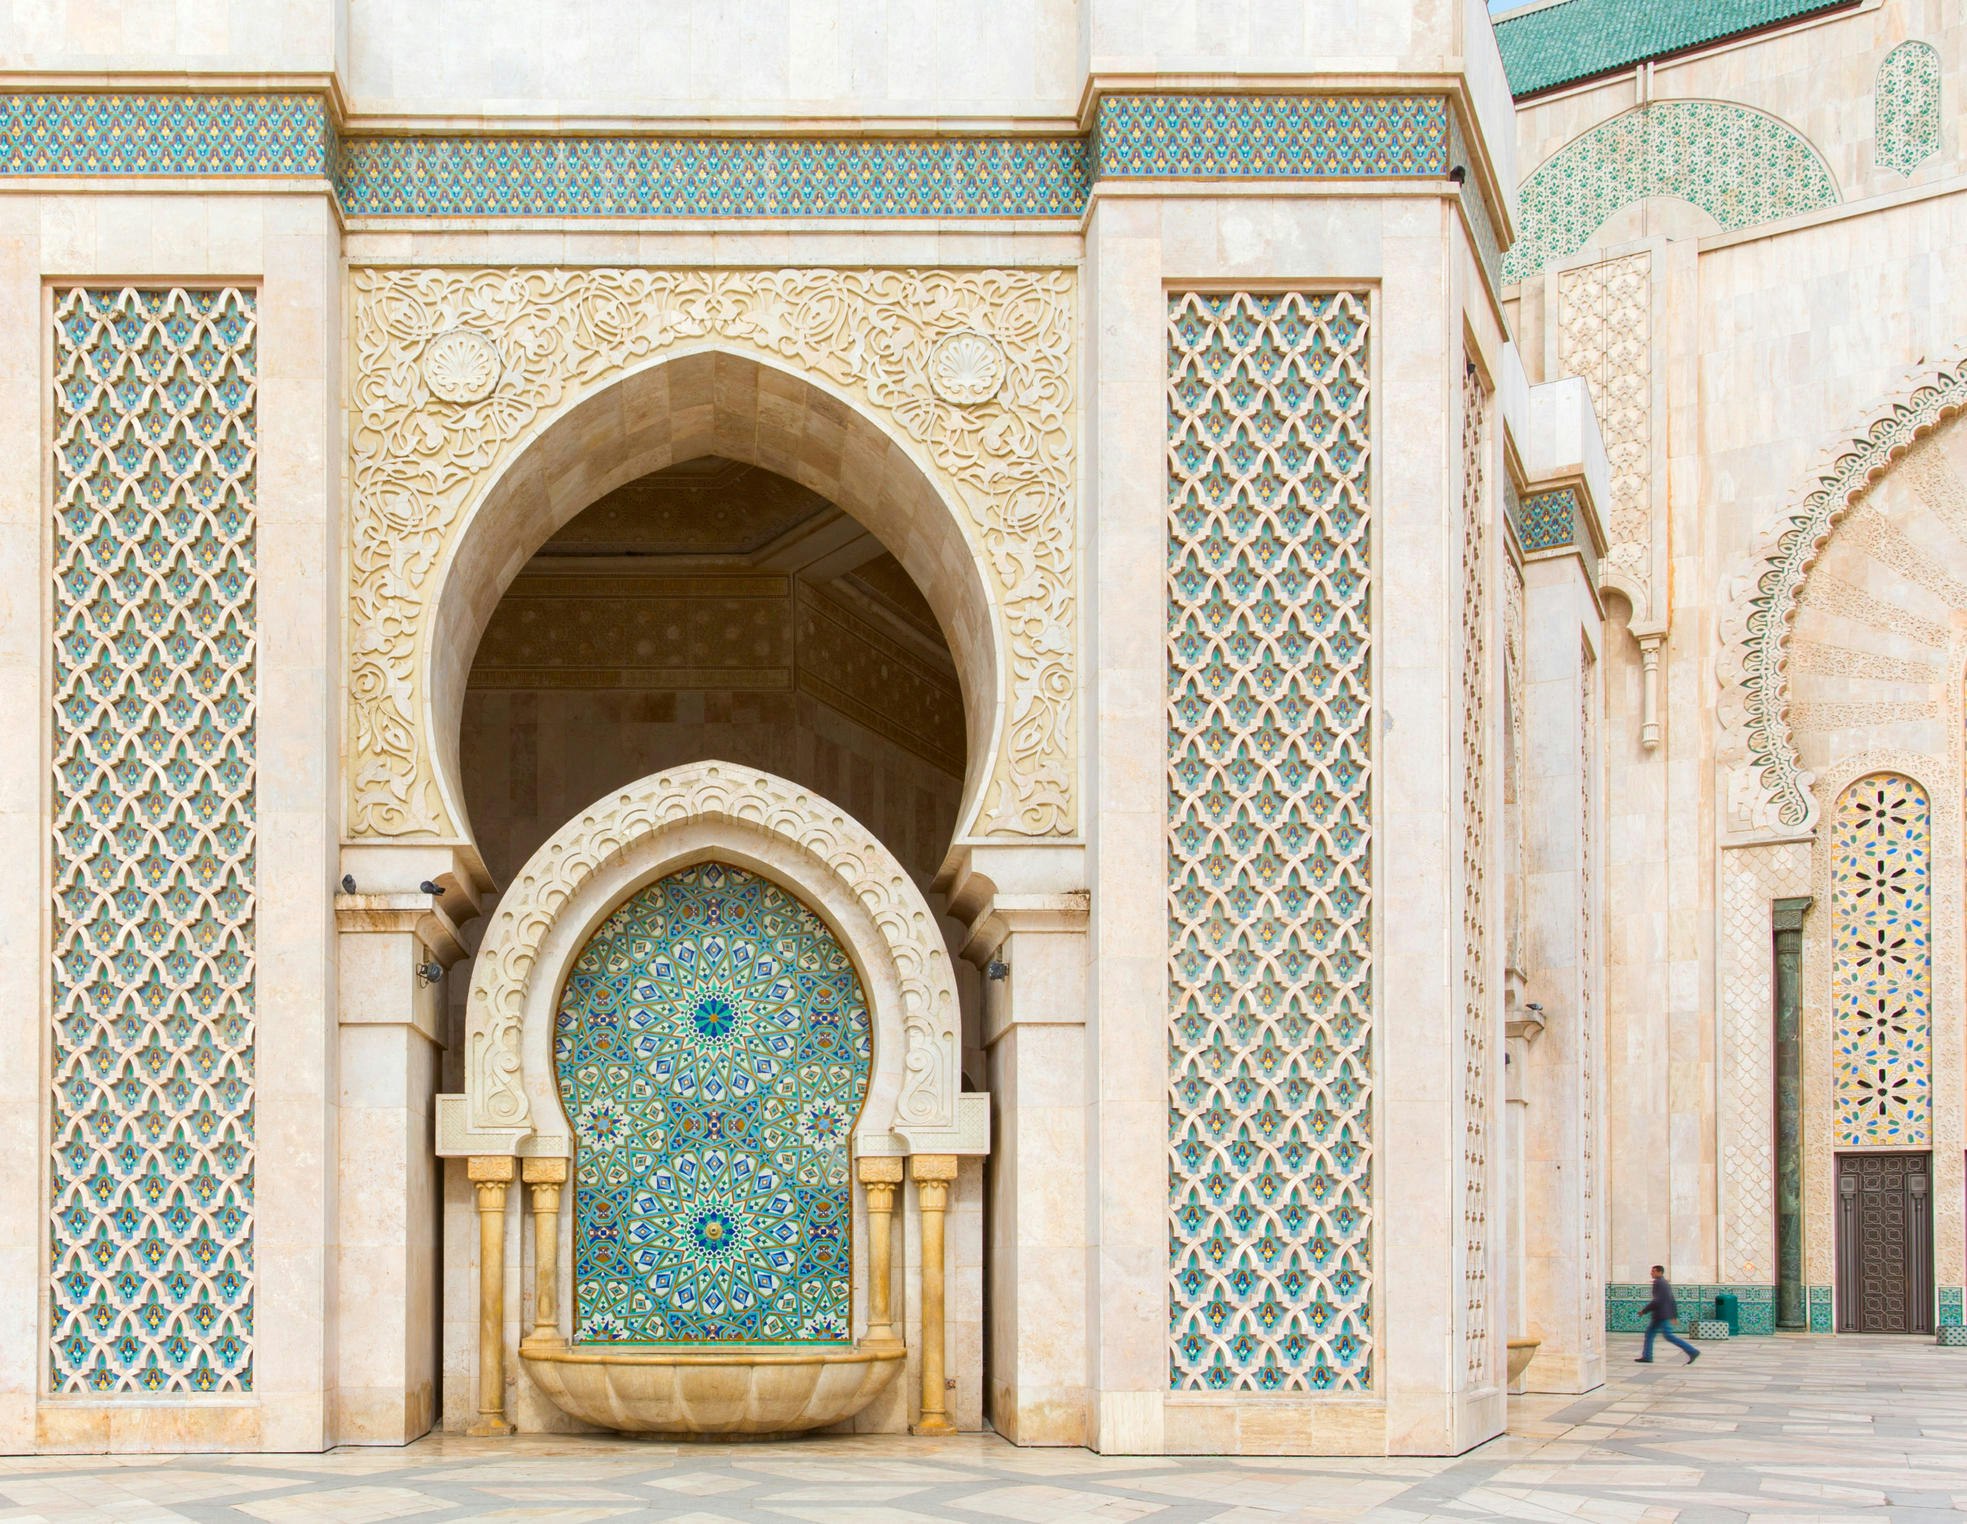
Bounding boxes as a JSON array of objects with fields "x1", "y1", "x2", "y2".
[{"x1": 2, "y1": 1337, "x2": 1963, "y2": 1522}]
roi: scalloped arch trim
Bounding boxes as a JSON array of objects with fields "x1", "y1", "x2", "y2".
[
  {"x1": 1504, "y1": 101, "x2": 1838, "y2": 285},
  {"x1": 1719, "y1": 346, "x2": 1967, "y2": 832}
]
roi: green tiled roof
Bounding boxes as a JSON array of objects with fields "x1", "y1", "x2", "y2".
[{"x1": 1495, "y1": 0, "x2": 1850, "y2": 98}]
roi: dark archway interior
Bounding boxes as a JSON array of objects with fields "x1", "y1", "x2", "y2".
[{"x1": 457, "y1": 454, "x2": 967, "y2": 895}]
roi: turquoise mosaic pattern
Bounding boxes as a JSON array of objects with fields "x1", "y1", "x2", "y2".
[
  {"x1": 2, "y1": 90, "x2": 1472, "y2": 219},
  {"x1": 1809, "y1": 1284, "x2": 1834, "y2": 1332},
  {"x1": 556, "y1": 863, "x2": 870, "y2": 1344},
  {"x1": 1, "y1": 93, "x2": 332, "y2": 176},
  {"x1": 1520, "y1": 488, "x2": 1580, "y2": 551},
  {"x1": 1504, "y1": 102, "x2": 1838, "y2": 285},
  {"x1": 337, "y1": 134, "x2": 1090, "y2": 217},
  {"x1": 49, "y1": 288, "x2": 258, "y2": 1394},
  {"x1": 1097, "y1": 94, "x2": 1447, "y2": 179},
  {"x1": 1941, "y1": 1286, "x2": 1964, "y2": 1327},
  {"x1": 1167, "y1": 292, "x2": 1373, "y2": 1393},
  {"x1": 1607, "y1": 1284, "x2": 1777, "y2": 1336},
  {"x1": 1829, "y1": 775, "x2": 1931, "y2": 1147},
  {"x1": 1876, "y1": 41, "x2": 1942, "y2": 177}
]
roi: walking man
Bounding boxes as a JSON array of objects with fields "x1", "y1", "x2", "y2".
[{"x1": 1636, "y1": 1263, "x2": 1700, "y2": 1364}]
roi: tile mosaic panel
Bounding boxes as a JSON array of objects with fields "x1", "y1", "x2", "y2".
[
  {"x1": 1505, "y1": 102, "x2": 1838, "y2": 285},
  {"x1": 1097, "y1": 94, "x2": 1448, "y2": 178},
  {"x1": 2, "y1": 91, "x2": 1473, "y2": 219},
  {"x1": 49, "y1": 287, "x2": 258, "y2": 1394},
  {"x1": 1941, "y1": 1285, "x2": 1964, "y2": 1327},
  {"x1": 1167, "y1": 291, "x2": 1373, "y2": 1393},
  {"x1": 1809, "y1": 1283, "x2": 1834, "y2": 1332},
  {"x1": 1606, "y1": 1283, "x2": 1777, "y2": 1335},
  {"x1": 0, "y1": 93, "x2": 332, "y2": 176},
  {"x1": 556, "y1": 862, "x2": 870, "y2": 1344},
  {"x1": 1829, "y1": 774, "x2": 1932, "y2": 1147},
  {"x1": 1875, "y1": 41, "x2": 1942, "y2": 177}
]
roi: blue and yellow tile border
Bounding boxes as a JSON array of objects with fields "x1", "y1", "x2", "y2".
[
  {"x1": 1512, "y1": 480, "x2": 1603, "y2": 587},
  {"x1": 0, "y1": 88, "x2": 1508, "y2": 225}
]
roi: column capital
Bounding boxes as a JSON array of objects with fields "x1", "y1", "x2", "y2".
[
  {"x1": 467, "y1": 1155, "x2": 516, "y2": 1184},
  {"x1": 522, "y1": 1156, "x2": 568, "y2": 1185},
  {"x1": 857, "y1": 1156, "x2": 905, "y2": 1185},
  {"x1": 909, "y1": 1154, "x2": 959, "y2": 1183}
]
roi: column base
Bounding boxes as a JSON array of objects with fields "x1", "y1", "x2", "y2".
[
  {"x1": 910, "y1": 1416, "x2": 957, "y2": 1436},
  {"x1": 466, "y1": 1417, "x2": 516, "y2": 1438}
]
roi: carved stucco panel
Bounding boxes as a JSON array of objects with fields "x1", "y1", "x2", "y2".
[
  {"x1": 1557, "y1": 250, "x2": 1653, "y2": 614},
  {"x1": 347, "y1": 267, "x2": 1076, "y2": 842}
]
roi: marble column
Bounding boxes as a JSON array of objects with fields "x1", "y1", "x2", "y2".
[
  {"x1": 524, "y1": 1158, "x2": 567, "y2": 1347},
  {"x1": 467, "y1": 1156, "x2": 516, "y2": 1438},
  {"x1": 910, "y1": 1155, "x2": 958, "y2": 1436},
  {"x1": 859, "y1": 1157, "x2": 904, "y2": 1348}
]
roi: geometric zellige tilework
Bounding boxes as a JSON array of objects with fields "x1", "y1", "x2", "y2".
[
  {"x1": 556, "y1": 863, "x2": 870, "y2": 1344},
  {"x1": 1830, "y1": 774, "x2": 1932, "y2": 1147},
  {"x1": 1167, "y1": 291, "x2": 1372, "y2": 1392},
  {"x1": 49, "y1": 288, "x2": 257, "y2": 1393}
]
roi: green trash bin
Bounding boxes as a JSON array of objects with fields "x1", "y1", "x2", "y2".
[{"x1": 1714, "y1": 1291, "x2": 1740, "y2": 1335}]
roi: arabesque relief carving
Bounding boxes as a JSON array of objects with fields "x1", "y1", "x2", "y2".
[{"x1": 348, "y1": 268, "x2": 1075, "y2": 841}]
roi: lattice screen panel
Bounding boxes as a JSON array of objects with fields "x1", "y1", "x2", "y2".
[
  {"x1": 49, "y1": 288, "x2": 257, "y2": 1393},
  {"x1": 1166, "y1": 291, "x2": 1372, "y2": 1393}
]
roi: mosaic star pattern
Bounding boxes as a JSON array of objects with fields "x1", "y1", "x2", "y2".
[
  {"x1": 556, "y1": 863, "x2": 871, "y2": 1344},
  {"x1": 1829, "y1": 774, "x2": 1932, "y2": 1147},
  {"x1": 1167, "y1": 291, "x2": 1373, "y2": 1393},
  {"x1": 49, "y1": 288, "x2": 258, "y2": 1394}
]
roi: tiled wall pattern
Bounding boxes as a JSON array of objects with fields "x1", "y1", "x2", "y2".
[
  {"x1": 1516, "y1": 488, "x2": 1599, "y2": 583},
  {"x1": 1875, "y1": 41, "x2": 1942, "y2": 176},
  {"x1": 2, "y1": 90, "x2": 1458, "y2": 217},
  {"x1": 555, "y1": 863, "x2": 871, "y2": 1343},
  {"x1": 1829, "y1": 774, "x2": 1932, "y2": 1147},
  {"x1": 1459, "y1": 358, "x2": 1493, "y2": 1388},
  {"x1": 1607, "y1": 1283, "x2": 1776, "y2": 1336},
  {"x1": 1505, "y1": 102, "x2": 1839, "y2": 284},
  {"x1": 1167, "y1": 292, "x2": 1373, "y2": 1393},
  {"x1": 48, "y1": 288, "x2": 258, "y2": 1393}
]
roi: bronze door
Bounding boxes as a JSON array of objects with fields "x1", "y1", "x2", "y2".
[{"x1": 1835, "y1": 1151, "x2": 1933, "y2": 1333}]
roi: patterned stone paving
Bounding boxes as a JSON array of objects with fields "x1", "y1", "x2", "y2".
[{"x1": 3, "y1": 1337, "x2": 1964, "y2": 1521}]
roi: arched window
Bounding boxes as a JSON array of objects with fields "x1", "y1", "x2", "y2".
[{"x1": 555, "y1": 861, "x2": 872, "y2": 1343}]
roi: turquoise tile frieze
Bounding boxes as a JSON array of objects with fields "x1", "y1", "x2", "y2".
[
  {"x1": 49, "y1": 287, "x2": 258, "y2": 1394},
  {"x1": 1167, "y1": 291, "x2": 1374, "y2": 1393},
  {"x1": 1505, "y1": 101, "x2": 1838, "y2": 285},
  {"x1": 1, "y1": 92, "x2": 332, "y2": 176},
  {"x1": 1520, "y1": 488, "x2": 1580, "y2": 552},
  {"x1": 556, "y1": 862, "x2": 870, "y2": 1344},
  {"x1": 2, "y1": 89, "x2": 1470, "y2": 218},
  {"x1": 337, "y1": 133, "x2": 1090, "y2": 217},
  {"x1": 1940, "y1": 1285, "x2": 1964, "y2": 1327},
  {"x1": 1607, "y1": 1283, "x2": 1776, "y2": 1335},
  {"x1": 1096, "y1": 94, "x2": 1448, "y2": 179}
]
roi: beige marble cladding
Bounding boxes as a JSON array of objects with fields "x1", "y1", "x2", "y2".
[{"x1": 0, "y1": 194, "x2": 341, "y2": 1451}]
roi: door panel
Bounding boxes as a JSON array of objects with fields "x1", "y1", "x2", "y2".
[{"x1": 1836, "y1": 1151, "x2": 1934, "y2": 1334}]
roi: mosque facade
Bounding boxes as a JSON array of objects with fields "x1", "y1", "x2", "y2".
[{"x1": 0, "y1": 0, "x2": 1960, "y2": 1458}]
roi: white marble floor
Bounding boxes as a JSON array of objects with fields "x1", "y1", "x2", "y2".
[{"x1": 3, "y1": 1336, "x2": 1964, "y2": 1522}]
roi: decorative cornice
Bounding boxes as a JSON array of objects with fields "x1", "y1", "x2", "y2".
[{"x1": 1, "y1": 87, "x2": 1489, "y2": 221}]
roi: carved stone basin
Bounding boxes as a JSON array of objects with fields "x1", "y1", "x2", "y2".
[
  {"x1": 1505, "y1": 1335, "x2": 1541, "y2": 1384},
  {"x1": 521, "y1": 1340, "x2": 906, "y2": 1436}
]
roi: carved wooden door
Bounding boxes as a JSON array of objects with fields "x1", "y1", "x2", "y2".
[{"x1": 1835, "y1": 1151, "x2": 1933, "y2": 1333}]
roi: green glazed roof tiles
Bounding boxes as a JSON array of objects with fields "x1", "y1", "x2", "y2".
[{"x1": 1495, "y1": 0, "x2": 1850, "y2": 98}]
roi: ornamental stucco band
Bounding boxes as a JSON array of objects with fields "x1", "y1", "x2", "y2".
[
  {"x1": 1717, "y1": 346, "x2": 1967, "y2": 834},
  {"x1": 459, "y1": 762, "x2": 963, "y2": 1152},
  {"x1": 347, "y1": 266, "x2": 1075, "y2": 841}
]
